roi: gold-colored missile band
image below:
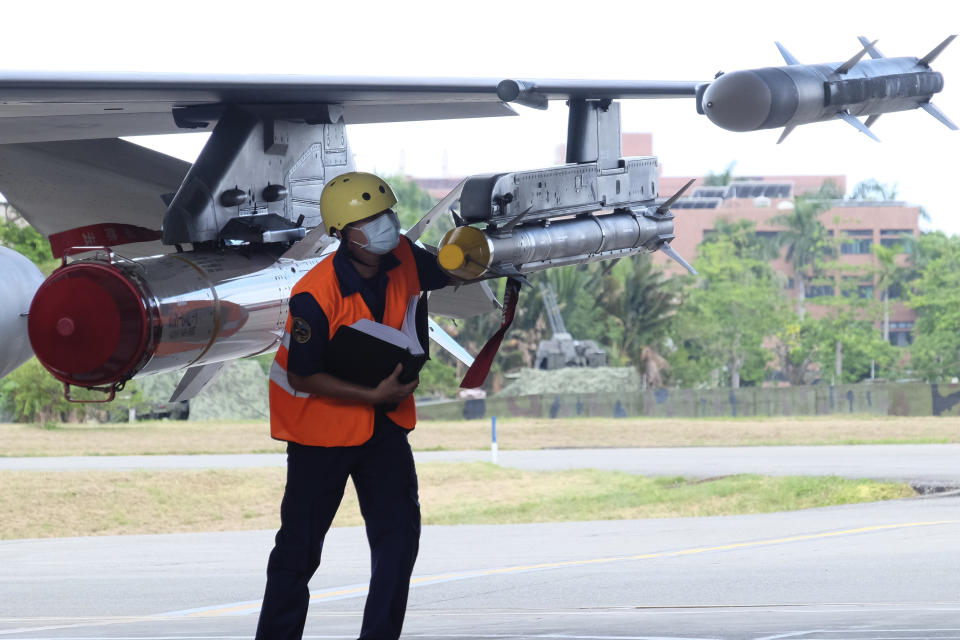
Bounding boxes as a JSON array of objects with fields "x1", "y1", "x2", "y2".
[{"x1": 437, "y1": 226, "x2": 492, "y2": 280}]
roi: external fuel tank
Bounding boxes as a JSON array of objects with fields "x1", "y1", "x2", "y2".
[{"x1": 27, "y1": 247, "x2": 324, "y2": 390}]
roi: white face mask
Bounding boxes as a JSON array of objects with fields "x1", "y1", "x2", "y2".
[{"x1": 352, "y1": 211, "x2": 401, "y2": 255}]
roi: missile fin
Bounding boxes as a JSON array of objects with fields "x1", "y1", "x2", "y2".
[
  {"x1": 837, "y1": 111, "x2": 881, "y2": 141},
  {"x1": 169, "y1": 362, "x2": 226, "y2": 403},
  {"x1": 865, "y1": 114, "x2": 881, "y2": 128},
  {"x1": 427, "y1": 318, "x2": 475, "y2": 367},
  {"x1": 775, "y1": 41, "x2": 801, "y2": 65},
  {"x1": 406, "y1": 177, "x2": 467, "y2": 242},
  {"x1": 918, "y1": 34, "x2": 957, "y2": 67},
  {"x1": 776, "y1": 125, "x2": 796, "y2": 144},
  {"x1": 857, "y1": 36, "x2": 885, "y2": 58},
  {"x1": 659, "y1": 242, "x2": 697, "y2": 276},
  {"x1": 920, "y1": 101, "x2": 959, "y2": 130},
  {"x1": 836, "y1": 40, "x2": 877, "y2": 74},
  {"x1": 656, "y1": 178, "x2": 697, "y2": 214}
]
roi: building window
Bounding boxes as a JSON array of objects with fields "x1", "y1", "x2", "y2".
[
  {"x1": 889, "y1": 322, "x2": 914, "y2": 347},
  {"x1": 808, "y1": 284, "x2": 835, "y2": 298},
  {"x1": 858, "y1": 285, "x2": 874, "y2": 299},
  {"x1": 841, "y1": 230, "x2": 873, "y2": 255},
  {"x1": 880, "y1": 229, "x2": 912, "y2": 251}
]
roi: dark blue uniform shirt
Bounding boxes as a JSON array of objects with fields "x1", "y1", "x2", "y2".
[{"x1": 286, "y1": 237, "x2": 450, "y2": 377}]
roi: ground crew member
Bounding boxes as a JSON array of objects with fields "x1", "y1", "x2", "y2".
[{"x1": 256, "y1": 172, "x2": 451, "y2": 640}]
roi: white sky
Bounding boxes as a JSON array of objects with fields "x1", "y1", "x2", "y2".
[{"x1": 2, "y1": 0, "x2": 958, "y2": 232}]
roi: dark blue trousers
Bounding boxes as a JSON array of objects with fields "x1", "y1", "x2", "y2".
[{"x1": 255, "y1": 417, "x2": 421, "y2": 640}]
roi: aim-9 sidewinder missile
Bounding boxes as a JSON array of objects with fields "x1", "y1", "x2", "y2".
[
  {"x1": 699, "y1": 36, "x2": 957, "y2": 142},
  {"x1": 434, "y1": 163, "x2": 696, "y2": 282}
]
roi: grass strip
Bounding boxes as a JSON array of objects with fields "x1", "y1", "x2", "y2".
[
  {"x1": 2, "y1": 415, "x2": 959, "y2": 457},
  {"x1": 0, "y1": 463, "x2": 914, "y2": 540}
]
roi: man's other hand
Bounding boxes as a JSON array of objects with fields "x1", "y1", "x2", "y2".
[{"x1": 373, "y1": 364, "x2": 419, "y2": 405}]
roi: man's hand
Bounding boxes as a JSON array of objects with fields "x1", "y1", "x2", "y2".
[{"x1": 372, "y1": 363, "x2": 419, "y2": 405}]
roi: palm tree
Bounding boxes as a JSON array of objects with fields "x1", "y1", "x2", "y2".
[
  {"x1": 872, "y1": 244, "x2": 901, "y2": 343},
  {"x1": 771, "y1": 194, "x2": 835, "y2": 319},
  {"x1": 596, "y1": 254, "x2": 679, "y2": 384}
]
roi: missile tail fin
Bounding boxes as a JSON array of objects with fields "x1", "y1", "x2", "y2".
[
  {"x1": 836, "y1": 40, "x2": 877, "y2": 74},
  {"x1": 170, "y1": 362, "x2": 226, "y2": 403},
  {"x1": 775, "y1": 41, "x2": 801, "y2": 65},
  {"x1": 858, "y1": 36, "x2": 885, "y2": 58},
  {"x1": 865, "y1": 114, "x2": 881, "y2": 128},
  {"x1": 428, "y1": 318, "x2": 475, "y2": 367},
  {"x1": 920, "y1": 101, "x2": 959, "y2": 130},
  {"x1": 918, "y1": 35, "x2": 957, "y2": 67},
  {"x1": 656, "y1": 178, "x2": 696, "y2": 214},
  {"x1": 837, "y1": 111, "x2": 881, "y2": 141},
  {"x1": 659, "y1": 242, "x2": 697, "y2": 276},
  {"x1": 776, "y1": 125, "x2": 796, "y2": 144}
]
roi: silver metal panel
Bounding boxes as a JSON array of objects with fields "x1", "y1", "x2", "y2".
[
  {"x1": 0, "y1": 246, "x2": 45, "y2": 379},
  {"x1": 0, "y1": 139, "x2": 189, "y2": 255},
  {"x1": 109, "y1": 249, "x2": 326, "y2": 378},
  {"x1": 427, "y1": 281, "x2": 500, "y2": 319},
  {"x1": 465, "y1": 157, "x2": 659, "y2": 226},
  {"x1": 486, "y1": 209, "x2": 673, "y2": 274},
  {"x1": 168, "y1": 361, "x2": 226, "y2": 402},
  {"x1": 162, "y1": 113, "x2": 355, "y2": 244}
]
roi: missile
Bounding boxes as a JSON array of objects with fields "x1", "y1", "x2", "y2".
[
  {"x1": 699, "y1": 36, "x2": 957, "y2": 142},
  {"x1": 437, "y1": 210, "x2": 677, "y2": 280},
  {"x1": 0, "y1": 246, "x2": 45, "y2": 379},
  {"x1": 436, "y1": 174, "x2": 697, "y2": 280},
  {"x1": 26, "y1": 245, "x2": 326, "y2": 399}
]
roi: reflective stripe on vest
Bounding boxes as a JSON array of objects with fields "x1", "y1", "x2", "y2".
[{"x1": 269, "y1": 239, "x2": 421, "y2": 447}]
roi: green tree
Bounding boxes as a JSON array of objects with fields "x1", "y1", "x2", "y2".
[
  {"x1": 771, "y1": 192, "x2": 836, "y2": 319},
  {"x1": 584, "y1": 254, "x2": 679, "y2": 382},
  {"x1": 907, "y1": 238, "x2": 960, "y2": 382},
  {"x1": 0, "y1": 210, "x2": 57, "y2": 273},
  {"x1": 701, "y1": 218, "x2": 780, "y2": 263},
  {"x1": 871, "y1": 244, "x2": 902, "y2": 343},
  {"x1": 703, "y1": 161, "x2": 736, "y2": 186},
  {"x1": 672, "y1": 224, "x2": 788, "y2": 388},
  {"x1": 1, "y1": 359, "x2": 79, "y2": 426},
  {"x1": 388, "y1": 174, "x2": 435, "y2": 230},
  {"x1": 417, "y1": 358, "x2": 460, "y2": 398},
  {"x1": 781, "y1": 312, "x2": 897, "y2": 384},
  {"x1": 849, "y1": 179, "x2": 899, "y2": 201}
]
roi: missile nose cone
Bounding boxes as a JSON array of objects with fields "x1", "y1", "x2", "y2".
[
  {"x1": 702, "y1": 71, "x2": 774, "y2": 132},
  {"x1": 438, "y1": 244, "x2": 466, "y2": 271},
  {"x1": 28, "y1": 263, "x2": 150, "y2": 387}
]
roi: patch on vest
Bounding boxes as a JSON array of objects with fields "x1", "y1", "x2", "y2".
[{"x1": 291, "y1": 317, "x2": 312, "y2": 344}]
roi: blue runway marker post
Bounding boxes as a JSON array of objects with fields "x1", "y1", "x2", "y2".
[{"x1": 491, "y1": 415, "x2": 498, "y2": 465}]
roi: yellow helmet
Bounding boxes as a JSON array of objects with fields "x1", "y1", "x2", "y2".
[{"x1": 320, "y1": 172, "x2": 398, "y2": 235}]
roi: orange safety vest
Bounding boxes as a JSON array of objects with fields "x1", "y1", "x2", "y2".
[{"x1": 269, "y1": 238, "x2": 422, "y2": 446}]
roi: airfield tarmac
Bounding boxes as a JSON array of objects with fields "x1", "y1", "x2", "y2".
[
  {"x1": 1, "y1": 485, "x2": 959, "y2": 637},
  {"x1": 2, "y1": 446, "x2": 959, "y2": 639}
]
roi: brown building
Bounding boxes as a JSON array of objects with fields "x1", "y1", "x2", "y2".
[
  {"x1": 660, "y1": 179, "x2": 919, "y2": 347},
  {"x1": 412, "y1": 134, "x2": 920, "y2": 347}
]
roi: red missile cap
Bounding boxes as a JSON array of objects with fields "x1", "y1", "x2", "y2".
[{"x1": 28, "y1": 262, "x2": 151, "y2": 387}]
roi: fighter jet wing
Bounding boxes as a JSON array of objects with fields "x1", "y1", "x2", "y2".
[
  {"x1": 0, "y1": 71, "x2": 700, "y2": 144},
  {"x1": 0, "y1": 138, "x2": 189, "y2": 256}
]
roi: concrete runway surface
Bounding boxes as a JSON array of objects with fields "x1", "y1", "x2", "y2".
[
  {"x1": 3, "y1": 444, "x2": 960, "y2": 486},
  {"x1": 1, "y1": 494, "x2": 959, "y2": 639}
]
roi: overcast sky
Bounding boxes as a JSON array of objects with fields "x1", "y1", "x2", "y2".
[{"x1": 2, "y1": 1, "x2": 958, "y2": 232}]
